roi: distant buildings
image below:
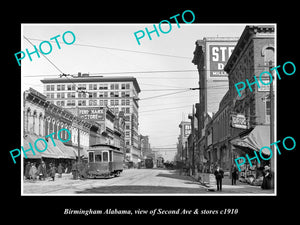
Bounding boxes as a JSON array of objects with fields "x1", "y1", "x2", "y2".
[{"x1": 175, "y1": 121, "x2": 191, "y2": 168}]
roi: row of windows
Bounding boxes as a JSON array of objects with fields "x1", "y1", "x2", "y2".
[
  {"x1": 46, "y1": 91, "x2": 131, "y2": 99},
  {"x1": 55, "y1": 99, "x2": 131, "y2": 107},
  {"x1": 46, "y1": 83, "x2": 131, "y2": 91}
]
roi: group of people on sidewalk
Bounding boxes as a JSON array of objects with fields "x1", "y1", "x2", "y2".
[
  {"x1": 213, "y1": 165, "x2": 273, "y2": 191},
  {"x1": 24, "y1": 161, "x2": 65, "y2": 182}
]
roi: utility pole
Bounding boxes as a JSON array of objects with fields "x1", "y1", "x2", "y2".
[
  {"x1": 269, "y1": 60, "x2": 274, "y2": 175},
  {"x1": 189, "y1": 105, "x2": 195, "y2": 176},
  {"x1": 77, "y1": 106, "x2": 81, "y2": 164}
]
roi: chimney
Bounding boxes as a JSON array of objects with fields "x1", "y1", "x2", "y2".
[{"x1": 78, "y1": 72, "x2": 81, "y2": 77}]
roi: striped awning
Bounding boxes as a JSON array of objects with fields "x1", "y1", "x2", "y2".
[
  {"x1": 230, "y1": 125, "x2": 271, "y2": 156},
  {"x1": 23, "y1": 134, "x2": 77, "y2": 159}
]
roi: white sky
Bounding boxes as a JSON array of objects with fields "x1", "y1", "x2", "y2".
[{"x1": 21, "y1": 23, "x2": 245, "y2": 154}]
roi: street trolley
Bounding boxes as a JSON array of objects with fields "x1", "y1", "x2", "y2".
[{"x1": 86, "y1": 144, "x2": 124, "y2": 178}]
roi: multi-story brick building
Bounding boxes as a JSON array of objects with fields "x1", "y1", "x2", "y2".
[
  {"x1": 190, "y1": 26, "x2": 275, "y2": 186},
  {"x1": 192, "y1": 37, "x2": 238, "y2": 172},
  {"x1": 223, "y1": 25, "x2": 275, "y2": 181}
]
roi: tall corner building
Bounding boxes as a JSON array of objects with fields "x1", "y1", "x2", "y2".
[
  {"x1": 40, "y1": 73, "x2": 141, "y2": 164},
  {"x1": 192, "y1": 37, "x2": 239, "y2": 137}
]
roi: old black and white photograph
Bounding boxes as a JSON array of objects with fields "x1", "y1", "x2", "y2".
[
  {"x1": 20, "y1": 23, "x2": 277, "y2": 195},
  {"x1": 4, "y1": 2, "x2": 300, "y2": 221}
]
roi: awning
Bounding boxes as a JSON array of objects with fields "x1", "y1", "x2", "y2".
[
  {"x1": 23, "y1": 134, "x2": 77, "y2": 159},
  {"x1": 55, "y1": 141, "x2": 77, "y2": 159},
  {"x1": 230, "y1": 125, "x2": 271, "y2": 156},
  {"x1": 22, "y1": 136, "x2": 42, "y2": 159},
  {"x1": 24, "y1": 134, "x2": 58, "y2": 158}
]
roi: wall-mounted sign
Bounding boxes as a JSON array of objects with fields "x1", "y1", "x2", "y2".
[
  {"x1": 231, "y1": 114, "x2": 249, "y2": 129},
  {"x1": 79, "y1": 107, "x2": 104, "y2": 121},
  {"x1": 208, "y1": 45, "x2": 235, "y2": 79}
]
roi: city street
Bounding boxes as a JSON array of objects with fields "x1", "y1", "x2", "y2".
[{"x1": 23, "y1": 168, "x2": 274, "y2": 195}]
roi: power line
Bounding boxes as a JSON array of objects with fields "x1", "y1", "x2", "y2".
[
  {"x1": 23, "y1": 36, "x2": 91, "y2": 95},
  {"x1": 141, "y1": 88, "x2": 191, "y2": 91},
  {"x1": 22, "y1": 69, "x2": 198, "y2": 77},
  {"x1": 139, "y1": 104, "x2": 192, "y2": 113},
  {"x1": 25, "y1": 37, "x2": 191, "y2": 59},
  {"x1": 23, "y1": 36, "x2": 65, "y2": 74},
  {"x1": 139, "y1": 89, "x2": 191, "y2": 101},
  {"x1": 88, "y1": 70, "x2": 197, "y2": 75},
  {"x1": 140, "y1": 83, "x2": 189, "y2": 89}
]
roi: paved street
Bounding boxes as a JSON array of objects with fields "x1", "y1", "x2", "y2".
[{"x1": 23, "y1": 168, "x2": 274, "y2": 195}]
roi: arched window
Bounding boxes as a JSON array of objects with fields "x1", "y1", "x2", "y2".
[
  {"x1": 25, "y1": 107, "x2": 31, "y2": 133},
  {"x1": 39, "y1": 113, "x2": 43, "y2": 136},
  {"x1": 262, "y1": 45, "x2": 274, "y2": 65},
  {"x1": 32, "y1": 110, "x2": 37, "y2": 134}
]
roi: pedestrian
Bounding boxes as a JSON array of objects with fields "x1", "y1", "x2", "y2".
[
  {"x1": 24, "y1": 161, "x2": 31, "y2": 180},
  {"x1": 48, "y1": 163, "x2": 56, "y2": 181},
  {"x1": 38, "y1": 161, "x2": 47, "y2": 180},
  {"x1": 57, "y1": 163, "x2": 63, "y2": 178},
  {"x1": 29, "y1": 163, "x2": 38, "y2": 181},
  {"x1": 231, "y1": 165, "x2": 238, "y2": 185},
  {"x1": 214, "y1": 165, "x2": 224, "y2": 191},
  {"x1": 72, "y1": 161, "x2": 78, "y2": 179},
  {"x1": 261, "y1": 165, "x2": 272, "y2": 190}
]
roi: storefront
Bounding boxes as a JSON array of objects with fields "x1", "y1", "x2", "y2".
[
  {"x1": 230, "y1": 125, "x2": 270, "y2": 185},
  {"x1": 23, "y1": 133, "x2": 79, "y2": 176}
]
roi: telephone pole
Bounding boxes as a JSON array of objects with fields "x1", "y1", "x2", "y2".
[
  {"x1": 269, "y1": 60, "x2": 274, "y2": 174},
  {"x1": 77, "y1": 106, "x2": 81, "y2": 164}
]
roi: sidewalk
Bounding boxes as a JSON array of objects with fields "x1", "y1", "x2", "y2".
[{"x1": 189, "y1": 172, "x2": 275, "y2": 194}]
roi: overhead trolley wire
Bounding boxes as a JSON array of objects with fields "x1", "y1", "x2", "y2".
[
  {"x1": 23, "y1": 36, "x2": 91, "y2": 95},
  {"x1": 25, "y1": 37, "x2": 191, "y2": 59},
  {"x1": 23, "y1": 36, "x2": 65, "y2": 75},
  {"x1": 139, "y1": 89, "x2": 192, "y2": 101}
]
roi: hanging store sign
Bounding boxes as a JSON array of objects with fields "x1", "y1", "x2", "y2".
[
  {"x1": 231, "y1": 114, "x2": 248, "y2": 129},
  {"x1": 79, "y1": 107, "x2": 104, "y2": 121}
]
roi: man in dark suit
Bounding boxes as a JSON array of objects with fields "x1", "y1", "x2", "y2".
[{"x1": 214, "y1": 166, "x2": 224, "y2": 191}]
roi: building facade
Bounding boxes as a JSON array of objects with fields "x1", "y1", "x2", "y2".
[
  {"x1": 224, "y1": 25, "x2": 275, "y2": 182},
  {"x1": 40, "y1": 74, "x2": 141, "y2": 165},
  {"x1": 188, "y1": 26, "x2": 275, "y2": 187},
  {"x1": 191, "y1": 37, "x2": 238, "y2": 172},
  {"x1": 176, "y1": 121, "x2": 191, "y2": 168},
  {"x1": 139, "y1": 135, "x2": 152, "y2": 158},
  {"x1": 23, "y1": 88, "x2": 92, "y2": 167}
]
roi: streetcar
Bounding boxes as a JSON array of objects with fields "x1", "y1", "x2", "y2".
[
  {"x1": 86, "y1": 144, "x2": 124, "y2": 178},
  {"x1": 145, "y1": 157, "x2": 154, "y2": 169}
]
